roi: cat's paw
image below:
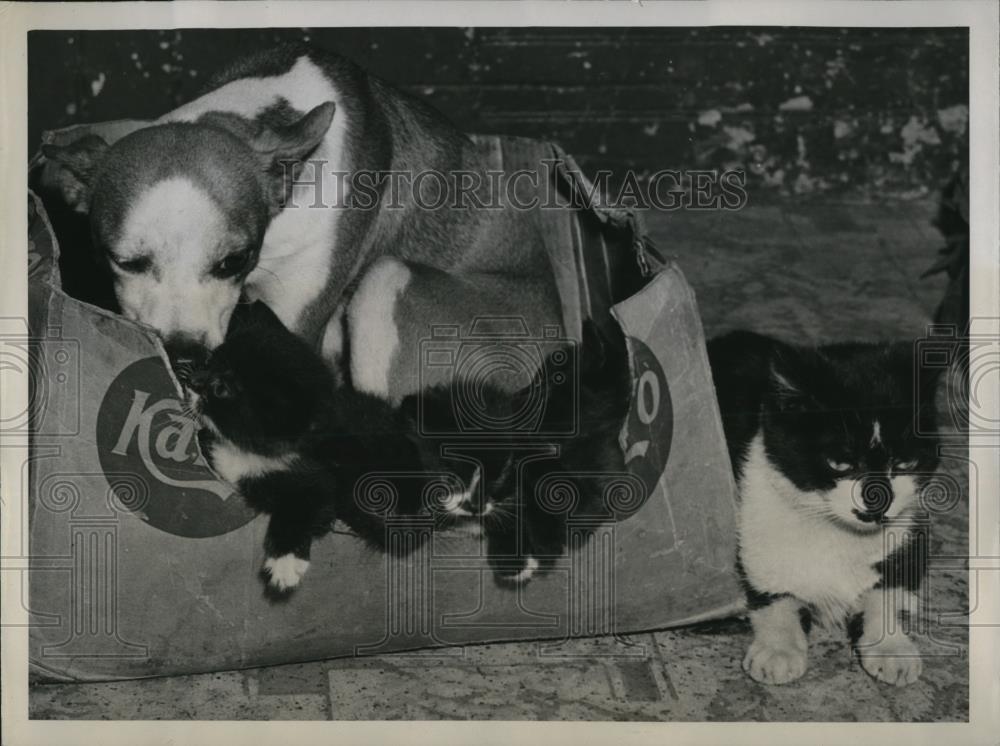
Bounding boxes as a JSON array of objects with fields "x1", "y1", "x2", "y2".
[
  {"x1": 492, "y1": 555, "x2": 540, "y2": 587},
  {"x1": 262, "y1": 554, "x2": 310, "y2": 596},
  {"x1": 858, "y1": 634, "x2": 922, "y2": 686},
  {"x1": 743, "y1": 638, "x2": 808, "y2": 685}
]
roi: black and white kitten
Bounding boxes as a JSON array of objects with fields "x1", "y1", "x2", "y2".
[
  {"x1": 184, "y1": 301, "x2": 341, "y2": 595},
  {"x1": 392, "y1": 323, "x2": 636, "y2": 586},
  {"x1": 708, "y1": 330, "x2": 941, "y2": 687},
  {"x1": 186, "y1": 301, "x2": 635, "y2": 597}
]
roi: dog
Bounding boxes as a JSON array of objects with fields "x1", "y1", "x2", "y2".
[{"x1": 40, "y1": 44, "x2": 563, "y2": 399}]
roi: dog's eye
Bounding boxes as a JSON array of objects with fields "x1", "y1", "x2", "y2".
[
  {"x1": 895, "y1": 459, "x2": 919, "y2": 471},
  {"x1": 112, "y1": 255, "x2": 152, "y2": 274},
  {"x1": 211, "y1": 252, "x2": 251, "y2": 279},
  {"x1": 826, "y1": 458, "x2": 853, "y2": 473}
]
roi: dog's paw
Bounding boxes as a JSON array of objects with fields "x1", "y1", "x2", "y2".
[
  {"x1": 262, "y1": 554, "x2": 310, "y2": 595},
  {"x1": 743, "y1": 637, "x2": 808, "y2": 685},
  {"x1": 858, "y1": 634, "x2": 922, "y2": 686},
  {"x1": 492, "y1": 555, "x2": 540, "y2": 588}
]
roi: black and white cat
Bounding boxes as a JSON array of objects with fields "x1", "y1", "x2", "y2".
[
  {"x1": 185, "y1": 301, "x2": 635, "y2": 597},
  {"x1": 708, "y1": 330, "x2": 941, "y2": 686}
]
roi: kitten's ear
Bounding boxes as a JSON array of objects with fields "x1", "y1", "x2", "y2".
[
  {"x1": 228, "y1": 300, "x2": 286, "y2": 335},
  {"x1": 399, "y1": 394, "x2": 420, "y2": 429}
]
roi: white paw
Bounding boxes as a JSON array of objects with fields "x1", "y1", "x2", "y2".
[
  {"x1": 263, "y1": 554, "x2": 310, "y2": 591},
  {"x1": 743, "y1": 637, "x2": 808, "y2": 685},
  {"x1": 858, "y1": 634, "x2": 923, "y2": 686},
  {"x1": 512, "y1": 556, "x2": 540, "y2": 584}
]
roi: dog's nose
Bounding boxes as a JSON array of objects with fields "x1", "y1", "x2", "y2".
[{"x1": 164, "y1": 335, "x2": 210, "y2": 382}]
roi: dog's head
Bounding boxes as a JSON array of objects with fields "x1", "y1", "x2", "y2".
[{"x1": 41, "y1": 101, "x2": 335, "y2": 355}]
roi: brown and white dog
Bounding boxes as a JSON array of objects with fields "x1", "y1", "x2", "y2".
[{"x1": 41, "y1": 44, "x2": 563, "y2": 399}]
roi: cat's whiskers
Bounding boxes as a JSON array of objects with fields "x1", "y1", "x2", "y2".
[
  {"x1": 483, "y1": 509, "x2": 511, "y2": 529},
  {"x1": 792, "y1": 501, "x2": 841, "y2": 523},
  {"x1": 177, "y1": 401, "x2": 200, "y2": 423},
  {"x1": 484, "y1": 502, "x2": 515, "y2": 523}
]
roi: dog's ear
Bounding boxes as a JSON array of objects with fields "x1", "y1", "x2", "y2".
[
  {"x1": 251, "y1": 101, "x2": 336, "y2": 213},
  {"x1": 40, "y1": 134, "x2": 109, "y2": 213}
]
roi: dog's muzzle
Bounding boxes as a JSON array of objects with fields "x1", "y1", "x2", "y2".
[{"x1": 164, "y1": 335, "x2": 211, "y2": 385}]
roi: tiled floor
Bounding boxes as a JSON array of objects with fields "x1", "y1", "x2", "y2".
[{"x1": 29, "y1": 198, "x2": 969, "y2": 721}]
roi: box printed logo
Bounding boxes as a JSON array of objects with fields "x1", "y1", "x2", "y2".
[
  {"x1": 622, "y1": 337, "x2": 673, "y2": 495},
  {"x1": 97, "y1": 357, "x2": 256, "y2": 537}
]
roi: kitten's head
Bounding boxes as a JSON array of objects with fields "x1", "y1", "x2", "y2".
[
  {"x1": 186, "y1": 301, "x2": 335, "y2": 456},
  {"x1": 397, "y1": 386, "x2": 523, "y2": 531},
  {"x1": 412, "y1": 443, "x2": 520, "y2": 532},
  {"x1": 762, "y1": 340, "x2": 941, "y2": 533}
]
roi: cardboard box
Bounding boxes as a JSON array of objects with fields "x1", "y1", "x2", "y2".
[{"x1": 26, "y1": 132, "x2": 742, "y2": 681}]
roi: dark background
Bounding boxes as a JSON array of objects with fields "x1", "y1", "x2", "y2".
[{"x1": 28, "y1": 27, "x2": 968, "y2": 199}]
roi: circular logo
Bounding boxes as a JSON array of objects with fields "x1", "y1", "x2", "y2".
[
  {"x1": 622, "y1": 338, "x2": 673, "y2": 495},
  {"x1": 96, "y1": 357, "x2": 256, "y2": 538}
]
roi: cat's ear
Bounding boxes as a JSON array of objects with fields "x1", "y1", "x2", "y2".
[
  {"x1": 398, "y1": 394, "x2": 420, "y2": 430},
  {"x1": 768, "y1": 347, "x2": 819, "y2": 412},
  {"x1": 228, "y1": 300, "x2": 286, "y2": 335}
]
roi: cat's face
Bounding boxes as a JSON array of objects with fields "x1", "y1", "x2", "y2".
[
  {"x1": 762, "y1": 342, "x2": 940, "y2": 533},
  {"x1": 185, "y1": 301, "x2": 333, "y2": 455},
  {"x1": 416, "y1": 447, "x2": 518, "y2": 532}
]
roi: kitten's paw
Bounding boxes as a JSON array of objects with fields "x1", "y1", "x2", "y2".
[
  {"x1": 493, "y1": 556, "x2": 540, "y2": 587},
  {"x1": 858, "y1": 634, "x2": 922, "y2": 686},
  {"x1": 743, "y1": 638, "x2": 808, "y2": 685},
  {"x1": 262, "y1": 554, "x2": 310, "y2": 595}
]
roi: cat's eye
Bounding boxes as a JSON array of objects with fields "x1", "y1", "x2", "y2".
[
  {"x1": 211, "y1": 251, "x2": 251, "y2": 279},
  {"x1": 210, "y1": 378, "x2": 236, "y2": 399},
  {"x1": 895, "y1": 459, "x2": 919, "y2": 471},
  {"x1": 826, "y1": 458, "x2": 853, "y2": 473}
]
